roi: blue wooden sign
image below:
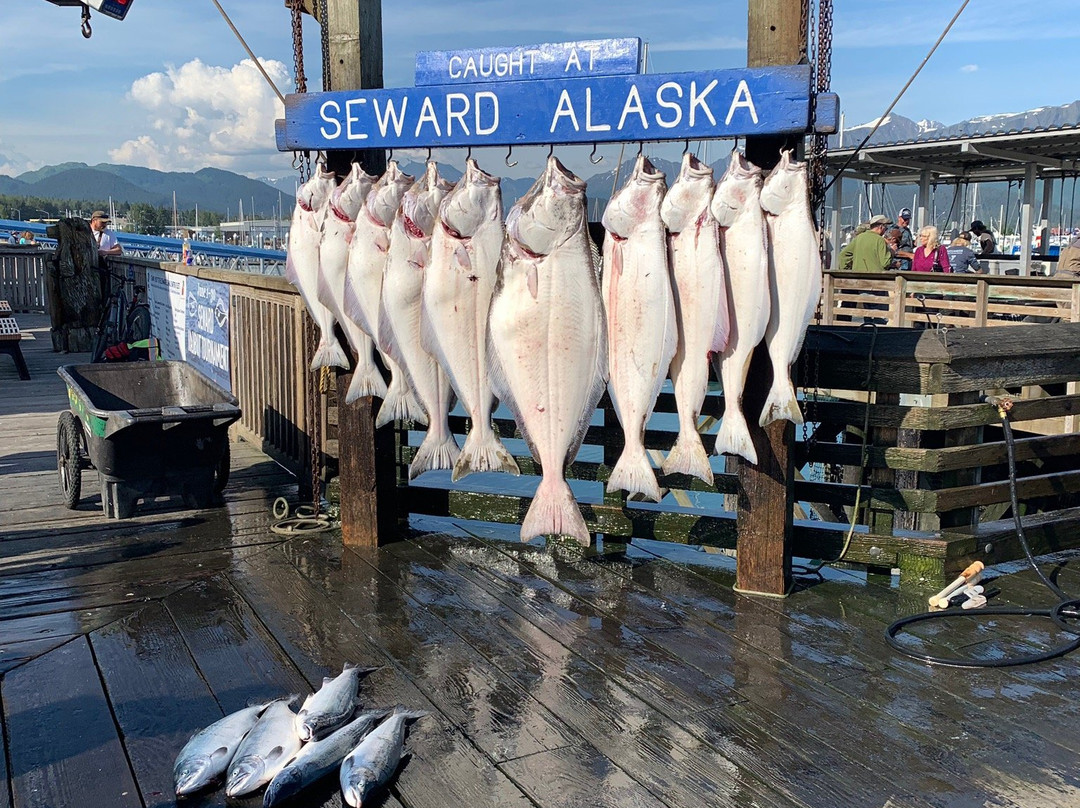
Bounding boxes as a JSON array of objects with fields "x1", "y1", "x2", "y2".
[
  {"x1": 282, "y1": 65, "x2": 812, "y2": 151},
  {"x1": 415, "y1": 38, "x2": 641, "y2": 86}
]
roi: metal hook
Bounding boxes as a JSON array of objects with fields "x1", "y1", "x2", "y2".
[
  {"x1": 682, "y1": 139, "x2": 690, "y2": 155},
  {"x1": 466, "y1": 145, "x2": 473, "y2": 162},
  {"x1": 80, "y1": 3, "x2": 92, "y2": 37},
  {"x1": 387, "y1": 147, "x2": 393, "y2": 163},
  {"x1": 426, "y1": 146, "x2": 432, "y2": 162},
  {"x1": 589, "y1": 143, "x2": 603, "y2": 165},
  {"x1": 637, "y1": 141, "x2": 644, "y2": 157},
  {"x1": 505, "y1": 145, "x2": 518, "y2": 168},
  {"x1": 547, "y1": 143, "x2": 554, "y2": 159}
]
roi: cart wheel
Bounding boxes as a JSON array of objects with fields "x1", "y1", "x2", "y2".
[
  {"x1": 57, "y1": 412, "x2": 83, "y2": 509},
  {"x1": 213, "y1": 443, "x2": 231, "y2": 495}
]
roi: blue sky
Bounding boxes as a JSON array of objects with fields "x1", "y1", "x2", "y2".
[{"x1": 1, "y1": 0, "x2": 1078, "y2": 182}]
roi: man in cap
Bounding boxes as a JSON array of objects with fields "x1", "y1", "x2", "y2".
[
  {"x1": 969, "y1": 220, "x2": 996, "y2": 256},
  {"x1": 838, "y1": 214, "x2": 894, "y2": 272},
  {"x1": 90, "y1": 210, "x2": 122, "y2": 257},
  {"x1": 895, "y1": 208, "x2": 915, "y2": 271}
]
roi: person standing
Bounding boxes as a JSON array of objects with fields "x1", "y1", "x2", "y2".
[
  {"x1": 912, "y1": 226, "x2": 952, "y2": 272},
  {"x1": 946, "y1": 232, "x2": 982, "y2": 273},
  {"x1": 1056, "y1": 229, "x2": 1080, "y2": 278},
  {"x1": 895, "y1": 208, "x2": 915, "y2": 271},
  {"x1": 89, "y1": 210, "x2": 122, "y2": 257},
  {"x1": 969, "y1": 220, "x2": 996, "y2": 255},
  {"x1": 838, "y1": 215, "x2": 894, "y2": 272}
]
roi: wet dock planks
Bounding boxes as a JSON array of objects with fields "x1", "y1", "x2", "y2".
[{"x1": 4, "y1": 314, "x2": 1080, "y2": 808}]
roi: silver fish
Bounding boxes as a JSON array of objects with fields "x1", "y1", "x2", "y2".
[
  {"x1": 263, "y1": 709, "x2": 387, "y2": 808},
  {"x1": 422, "y1": 158, "x2": 519, "y2": 481},
  {"x1": 759, "y1": 149, "x2": 822, "y2": 426},
  {"x1": 489, "y1": 156, "x2": 607, "y2": 545},
  {"x1": 660, "y1": 152, "x2": 729, "y2": 485},
  {"x1": 286, "y1": 166, "x2": 350, "y2": 370},
  {"x1": 340, "y1": 708, "x2": 427, "y2": 807},
  {"x1": 316, "y1": 162, "x2": 388, "y2": 401},
  {"x1": 173, "y1": 701, "x2": 269, "y2": 796},
  {"x1": 601, "y1": 154, "x2": 676, "y2": 502},
  {"x1": 342, "y1": 161, "x2": 425, "y2": 421},
  {"x1": 225, "y1": 697, "x2": 303, "y2": 797},
  {"x1": 296, "y1": 662, "x2": 364, "y2": 742},
  {"x1": 380, "y1": 161, "x2": 459, "y2": 479},
  {"x1": 709, "y1": 151, "x2": 770, "y2": 465}
]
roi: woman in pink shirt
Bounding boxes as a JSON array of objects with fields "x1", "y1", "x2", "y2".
[{"x1": 911, "y1": 226, "x2": 951, "y2": 272}]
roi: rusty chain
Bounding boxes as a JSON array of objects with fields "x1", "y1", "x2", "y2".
[
  {"x1": 316, "y1": 0, "x2": 332, "y2": 93},
  {"x1": 288, "y1": 0, "x2": 311, "y2": 181}
]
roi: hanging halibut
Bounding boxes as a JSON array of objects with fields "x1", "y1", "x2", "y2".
[
  {"x1": 380, "y1": 162, "x2": 459, "y2": 479},
  {"x1": 709, "y1": 151, "x2": 770, "y2": 465},
  {"x1": 342, "y1": 161, "x2": 424, "y2": 421},
  {"x1": 286, "y1": 166, "x2": 349, "y2": 369},
  {"x1": 601, "y1": 153, "x2": 676, "y2": 502},
  {"x1": 423, "y1": 158, "x2": 519, "y2": 482},
  {"x1": 489, "y1": 156, "x2": 607, "y2": 545},
  {"x1": 759, "y1": 149, "x2": 822, "y2": 426},
  {"x1": 660, "y1": 152, "x2": 730, "y2": 485},
  {"x1": 315, "y1": 163, "x2": 387, "y2": 400}
]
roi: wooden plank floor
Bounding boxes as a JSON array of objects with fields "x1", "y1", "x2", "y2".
[{"x1": 4, "y1": 313, "x2": 1080, "y2": 808}]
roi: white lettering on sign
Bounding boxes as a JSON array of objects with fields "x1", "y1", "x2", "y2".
[
  {"x1": 725, "y1": 80, "x2": 759, "y2": 125},
  {"x1": 415, "y1": 96, "x2": 442, "y2": 137},
  {"x1": 585, "y1": 87, "x2": 610, "y2": 132},
  {"x1": 374, "y1": 97, "x2": 408, "y2": 137},
  {"x1": 346, "y1": 98, "x2": 369, "y2": 140},
  {"x1": 689, "y1": 80, "x2": 718, "y2": 127},
  {"x1": 448, "y1": 50, "x2": 533, "y2": 80},
  {"x1": 618, "y1": 85, "x2": 648, "y2": 131},
  {"x1": 320, "y1": 100, "x2": 342, "y2": 139},
  {"x1": 187, "y1": 329, "x2": 229, "y2": 373},
  {"x1": 565, "y1": 48, "x2": 581, "y2": 72},
  {"x1": 655, "y1": 81, "x2": 683, "y2": 128},
  {"x1": 550, "y1": 90, "x2": 579, "y2": 133},
  {"x1": 475, "y1": 92, "x2": 499, "y2": 135},
  {"x1": 446, "y1": 93, "x2": 470, "y2": 135}
]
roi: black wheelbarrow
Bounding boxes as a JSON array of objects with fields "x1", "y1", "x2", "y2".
[{"x1": 56, "y1": 361, "x2": 242, "y2": 518}]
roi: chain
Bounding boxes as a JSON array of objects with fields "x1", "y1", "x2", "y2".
[
  {"x1": 316, "y1": 0, "x2": 332, "y2": 93},
  {"x1": 288, "y1": 0, "x2": 311, "y2": 182}
]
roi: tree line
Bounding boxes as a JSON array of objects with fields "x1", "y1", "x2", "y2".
[{"x1": 0, "y1": 194, "x2": 224, "y2": 235}]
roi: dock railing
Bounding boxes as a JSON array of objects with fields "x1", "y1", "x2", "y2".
[
  {"x1": 0, "y1": 245, "x2": 49, "y2": 312},
  {"x1": 11, "y1": 255, "x2": 1069, "y2": 582}
]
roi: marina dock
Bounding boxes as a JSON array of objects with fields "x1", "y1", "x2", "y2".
[{"x1": 4, "y1": 314, "x2": 1080, "y2": 807}]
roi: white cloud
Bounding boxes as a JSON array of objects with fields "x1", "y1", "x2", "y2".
[
  {"x1": 110, "y1": 58, "x2": 290, "y2": 174},
  {"x1": 961, "y1": 64, "x2": 978, "y2": 73}
]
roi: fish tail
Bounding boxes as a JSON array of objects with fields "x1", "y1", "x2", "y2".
[
  {"x1": 374, "y1": 376, "x2": 427, "y2": 425},
  {"x1": 390, "y1": 705, "x2": 430, "y2": 721},
  {"x1": 759, "y1": 378, "x2": 804, "y2": 427},
  {"x1": 713, "y1": 408, "x2": 759, "y2": 465},
  {"x1": 408, "y1": 430, "x2": 460, "y2": 480},
  {"x1": 345, "y1": 361, "x2": 388, "y2": 402},
  {"x1": 311, "y1": 338, "x2": 350, "y2": 370},
  {"x1": 451, "y1": 427, "x2": 520, "y2": 481},
  {"x1": 521, "y1": 477, "x2": 590, "y2": 546},
  {"x1": 661, "y1": 432, "x2": 714, "y2": 486},
  {"x1": 607, "y1": 443, "x2": 663, "y2": 502}
]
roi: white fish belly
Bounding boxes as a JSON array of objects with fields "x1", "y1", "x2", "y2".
[
  {"x1": 490, "y1": 252, "x2": 603, "y2": 470},
  {"x1": 344, "y1": 219, "x2": 389, "y2": 341},
  {"x1": 765, "y1": 213, "x2": 822, "y2": 372},
  {"x1": 604, "y1": 238, "x2": 676, "y2": 446}
]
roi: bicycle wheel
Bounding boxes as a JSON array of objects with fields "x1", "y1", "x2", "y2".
[
  {"x1": 124, "y1": 304, "x2": 152, "y2": 343},
  {"x1": 91, "y1": 288, "x2": 126, "y2": 362}
]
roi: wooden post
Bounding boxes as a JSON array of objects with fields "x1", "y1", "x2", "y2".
[
  {"x1": 734, "y1": 0, "x2": 806, "y2": 596},
  {"x1": 323, "y1": 0, "x2": 397, "y2": 548}
]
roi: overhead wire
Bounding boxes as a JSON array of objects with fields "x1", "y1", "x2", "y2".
[
  {"x1": 824, "y1": 0, "x2": 971, "y2": 195},
  {"x1": 210, "y1": 0, "x2": 288, "y2": 105}
]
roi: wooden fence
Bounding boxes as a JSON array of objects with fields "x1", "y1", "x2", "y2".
[
  {"x1": 822, "y1": 271, "x2": 1080, "y2": 329},
  {"x1": 0, "y1": 246, "x2": 49, "y2": 311},
  {"x1": 14, "y1": 254, "x2": 1078, "y2": 581}
]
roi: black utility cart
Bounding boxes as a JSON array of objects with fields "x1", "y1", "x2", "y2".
[{"x1": 56, "y1": 361, "x2": 241, "y2": 518}]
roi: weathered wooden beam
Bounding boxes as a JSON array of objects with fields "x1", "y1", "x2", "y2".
[
  {"x1": 801, "y1": 393, "x2": 1080, "y2": 431},
  {"x1": 324, "y1": 0, "x2": 392, "y2": 548}
]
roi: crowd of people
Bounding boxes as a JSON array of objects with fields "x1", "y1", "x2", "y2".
[{"x1": 838, "y1": 209, "x2": 1003, "y2": 274}]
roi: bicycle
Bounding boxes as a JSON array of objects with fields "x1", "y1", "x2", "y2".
[{"x1": 90, "y1": 269, "x2": 152, "y2": 363}]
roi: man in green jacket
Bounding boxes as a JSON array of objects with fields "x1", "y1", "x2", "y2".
[{"x1": 839, "y1": 215, "x2": 893, "y2": 272}]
